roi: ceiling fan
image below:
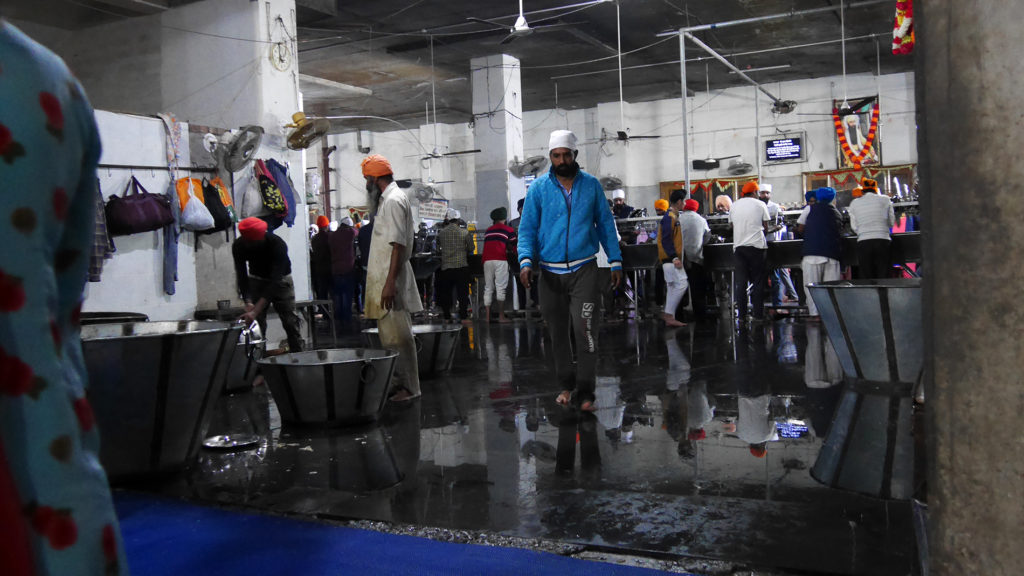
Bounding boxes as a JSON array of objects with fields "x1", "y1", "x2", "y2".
[
  {"x1": 601, "y1": 1, "x2": 660, "y2": 143},
  {"x1": 691, "y1": 64, "x2": 740, "y2": 171},
  {"x1": 796, "y1": 0, "x2": 874, "y2": 118},
  {"x1": 467, "y1": 0, "x2": 586, "y2": 45}
]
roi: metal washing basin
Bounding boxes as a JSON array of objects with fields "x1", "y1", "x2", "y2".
[
  {"x1": 258, "y1": 348, "x2": 398, "y2": 427},
  {"x1": 362, "y1": 323, "x2": 462, "y2": 378},
  {"x1": 81, "y1": 321, "x2": 242, "y2": 482}
]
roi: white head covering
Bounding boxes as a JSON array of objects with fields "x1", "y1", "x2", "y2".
[
  {"x1": 611, "y1": 189, "x2": 626, "y2": 200},
  {"x1": 759, "y1": 183, "x2": 773, "y2": 193},
  {"x1": 548, "y1": 129, "x2": 578, "y2": 152},
  {"x1": 446, "y1": 208, "x2": 460, "y2": 220},
  {"x1": 339, "y1": 216, "x2": 354, "y2": 227}
]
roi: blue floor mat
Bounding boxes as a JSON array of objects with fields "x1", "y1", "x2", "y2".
[{"x1": 115, "y1": 492, "x2": 689, "y2": 576}]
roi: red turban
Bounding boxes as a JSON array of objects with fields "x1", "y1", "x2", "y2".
[
  {"x1": 741, "y1": 181, "x2": 760, "y2": 196},
  {"x1": 316, "y1": 215, "x2": 329, "y2": 229},
  {"x1": 750, "y1": 445, "x2": 767, "y2": 458},
  {"x1": 238, "y1": 217, "x2": 267, "y2": 241},
  {"x1": 360, "y1": 154, "x2": 393, "y2": 178},
  {"x1": 683, "y1": 199, "x2": 699, "y2": 212},
  {"x1": 687, "y1": 429, "x2": 706, "y2": 441}
]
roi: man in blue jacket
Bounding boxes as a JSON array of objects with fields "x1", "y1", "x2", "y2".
[{"x1": 518, "y1": 129, "x2": 622, "y2": 411}]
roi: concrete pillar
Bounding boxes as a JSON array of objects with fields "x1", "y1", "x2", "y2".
[
  {"x1": 471, "y1": 54, "x2": 525, "y2": 225},
  {"x1": 917, "y1": 2, "x2": 1024, "y2": 574}
]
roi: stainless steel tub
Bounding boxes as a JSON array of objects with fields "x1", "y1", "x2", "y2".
[
  {"x1": 258, "y1": 349, "x2": 398, "y2": 427},
  {"x1": 222, "y1": 323, "x2": 265, "y2": 393},
  {"x1": 80, "y1": 311, "x2": 150, "y2": 325},
  {"x1": 362, "y1": 324, "x2": 462, "y2": 377},
  {"x1": 806, "y1": 279, "x2": 922, "y2": 500},
  {"x1": 81, "y1": 321, "x2": 242, "y2": 481}
]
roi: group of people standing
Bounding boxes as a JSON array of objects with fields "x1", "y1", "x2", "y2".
[{"x1": 309, "y1": 213, "x2": 371, "y2": 336}]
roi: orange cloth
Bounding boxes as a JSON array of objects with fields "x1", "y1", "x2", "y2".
[
  {"x1": 360, "y1": 154, "x2": 393, "y2": 177},
  {"x1": 238, "y1": 217, "x2": 268, "y2": 241},
  {"x1": 654, "y1": 199, "x2": 669, "y2": 212},
  {"x1": 316, "y1": 215, "x2": 329, "y2": 228},
  {"x1": 741, "y1": 181, "x2": 760, "y2": 196}
]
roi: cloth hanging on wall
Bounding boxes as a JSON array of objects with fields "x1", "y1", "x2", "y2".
[
  {"x1": 88, "y1": 180, "x2": 116, "y2": 282},
  {"x1": 157, "y1": 112, "x2": 182, "y2": 295},
  {"x1": 265, "y1": 159, "x2": 298, "y2": 227}
]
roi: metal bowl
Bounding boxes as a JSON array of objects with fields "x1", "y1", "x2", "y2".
[
  {"x1": 258, "y1": 348, "x2": 398, "y2": 427},
  {"x1": 81, "y1": 321, "x2": 242, "y2": 481},
  {"x1": 362, "y1": 324, "x2": 462, "y2": 378}
]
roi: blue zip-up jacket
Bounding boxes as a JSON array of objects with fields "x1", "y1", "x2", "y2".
[{"x1": 517, "y1": 166, "x2": 622, "y2": 273}]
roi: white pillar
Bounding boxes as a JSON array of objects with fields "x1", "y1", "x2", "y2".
[{"x1": 471, "y1": 54, "x2": 524, "y2": 224}]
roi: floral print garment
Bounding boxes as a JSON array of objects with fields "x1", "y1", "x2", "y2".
[{"x1": 0, "y1": 21, "x2": 127, "y2": 576}]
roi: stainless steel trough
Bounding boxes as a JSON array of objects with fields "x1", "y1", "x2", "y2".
[
  {"x1": 222, "y1": 322, "x2": 265, "y2": 393},
  {"x1": 258, "y1": 349, "x2": 398, "y2": 427},
  {"x1": 81, "y1": 321, "x2": 242, "y2": 481},
  {"x1": 807, "y1": 279, "x2": 922, "y2": 499},
  {"x1": 362, "y1": 324, "x2": 461, "y2": 377}
]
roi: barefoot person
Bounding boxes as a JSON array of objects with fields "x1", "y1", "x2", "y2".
[
  {"x1": 360, "y1": 154, "x2": 421, "y2": 402},
  {"x1": 517, "y1": 130, "x2": 622, "y2": 411}
]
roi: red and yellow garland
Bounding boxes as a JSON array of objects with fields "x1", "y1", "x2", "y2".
[{"x1": 834, "y1": 101, "x2": 880, "y2": 170}]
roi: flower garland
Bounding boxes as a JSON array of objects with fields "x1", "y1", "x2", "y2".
[{"x1": 834, "y1": 102, "x2": 880, "y2": 170}]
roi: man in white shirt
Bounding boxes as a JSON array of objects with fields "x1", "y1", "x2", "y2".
[
  {"x1": 846, "y1": 178, "x2": 896, "y2": 278},
  {"x1": 678, "y1": 199, "x2": 713, "y2": 319},
  {"x1": 729, "y1": 181, "x2": 771, "y2": 321}
]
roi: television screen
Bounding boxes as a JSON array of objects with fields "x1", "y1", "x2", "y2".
[{"x1": 764, "y1": 133, "x2": 805, "y2": 164}]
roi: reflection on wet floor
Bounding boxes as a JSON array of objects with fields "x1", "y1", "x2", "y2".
[{"x1": 138, "y1": 317, "x2": 916, "y2": 575}]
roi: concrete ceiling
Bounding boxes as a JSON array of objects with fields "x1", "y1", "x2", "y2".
[
  {"x1": 6, "y1": 0, "x2": 913, "y2": 132},
  {"x1": 295, "y1": 0, "x2": 913, "y2": 131}
]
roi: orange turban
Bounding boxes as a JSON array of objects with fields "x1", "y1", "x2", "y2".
[
  {"x1": 852, "y1": 186, "x2": 864, "y2": 198},
  {"x1": 683, "y1": 199, "x2": 699, "y2": 212},
  {"x1": 238, "y1": 217, "x2": 268, "y2": 241},
  {"x1": 861, "y1": 177, "x2": 877, "y2": 189},
  {"x1": 316, "y1": 215, "x2": 329, "y2": 229},
  {"x1": 654, "y1": 199, "x2": 669, "y2": 212},
  {"x1": 741, "y1": 181, "x2": 760, "y2": 196},
  {"x1": 360, "y1": 154, "x2": 393, "y2": 178}
]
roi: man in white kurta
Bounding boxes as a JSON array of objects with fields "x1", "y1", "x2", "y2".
[{"x1": 362, "y1": 154, "x2": 423, "y2": 401}]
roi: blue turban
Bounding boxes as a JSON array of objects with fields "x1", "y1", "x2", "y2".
[
  {"x1": 805, "y1": 190, "x2": 816, "y2": 202},
  {"x1": 814, "y1": 187, "x2": 836, "y2": 204}
]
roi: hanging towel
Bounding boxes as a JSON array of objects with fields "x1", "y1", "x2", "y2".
[
  {"x1": 266, "y1": 159, "x2": 298, "y2": 227},
  {"x1": 88, "y1": 180, "x2": 116, "y2": 282},
  {"x1": 157, "y1": 113, "x2": 182, "y2": 295}
]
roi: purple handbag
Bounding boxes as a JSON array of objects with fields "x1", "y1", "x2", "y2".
[{"x1": 105, "y1": 176, "x2": 174, "y2": 236}]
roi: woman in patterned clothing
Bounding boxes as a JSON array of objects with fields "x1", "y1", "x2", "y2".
[{"x1": 0, "y1": 19, "x2": 128, "y2": 575}]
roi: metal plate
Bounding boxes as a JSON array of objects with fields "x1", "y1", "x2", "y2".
[{"x1": 202, "y1": 434, "x2": 261, "y2": 451}]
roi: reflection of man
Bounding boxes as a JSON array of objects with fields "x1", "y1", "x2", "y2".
[
  {"x1": 235, "y1": 218, "x2": 304, "y2": 351},
  {"x1": 518, "y1": 130, "x2": 622, "y2": 411},
  {"x1": 361, "y1": 154, "x2": 422, "y2": 402}
]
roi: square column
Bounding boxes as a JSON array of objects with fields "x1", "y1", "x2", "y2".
[{"x1": 471, "y1": 54, "x2": 524, "y2": 224}]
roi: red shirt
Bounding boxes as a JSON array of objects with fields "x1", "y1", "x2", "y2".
[{"x1": 482, "y1": 222, "x2": 516, "y2": 262}]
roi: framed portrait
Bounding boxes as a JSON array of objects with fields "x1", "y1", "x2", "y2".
[{"x1": 834, "y1": 96, "x2": 881, "y2": 169}]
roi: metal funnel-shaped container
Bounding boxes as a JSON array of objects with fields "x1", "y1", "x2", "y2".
[
  {"x1": 258, "y1": 348, "x2": 398, "y2": 427},
  {"x1": 807, "y1": 279, "x2": 922, "y2": 500},
  {"x1": 362, "y1": 324, "x2": 462, "y2": 378},
  {"x1": 81, "y1": 321, "x2": 242, "y2": 481}
]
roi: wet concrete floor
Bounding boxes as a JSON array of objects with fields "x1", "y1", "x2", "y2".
[{"x1": 131, "y1": 315, "x2": 917, "y2": 575}]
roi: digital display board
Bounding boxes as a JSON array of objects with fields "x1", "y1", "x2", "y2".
[{"x1": 763, "y1": 132, "x2": 806, "y2": 164}]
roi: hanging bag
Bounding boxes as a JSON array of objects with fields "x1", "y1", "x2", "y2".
[
  {"x1": 199, "y1": 178, "x2": 235, "y2": 232},
  {"x1": 209, "y1": 177, "x2": 237, "y2": 221},
  {"x1": 105, "y1": 176, "x2": 175, "y2": 236},
  {"x1": 254, "y1": 159, "x2": 288, "y2": 217},
  {"x1": 180, "y1": 179, "x2": 215, "y2": 231}
]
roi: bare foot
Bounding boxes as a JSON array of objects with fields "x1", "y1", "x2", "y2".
[
  {"x1": 663, "y1": 313, "x2": 686, "y2": 327},
  {"x1": 555, "y1": 390, "x2": 572, "y2": 406},
  {"x1": 389, "y1": 388, "x2": 421, "y2": 402}
]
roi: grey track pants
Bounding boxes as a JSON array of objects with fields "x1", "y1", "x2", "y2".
[{"x1": 538, "y1": 261, "x2": 601, "y2": 396}]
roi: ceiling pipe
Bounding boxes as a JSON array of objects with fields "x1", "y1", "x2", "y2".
[
  {"x1": 684, "y1": 31, "x2": 782, "y2": 105},
  {"x1": 549, "y1": 32, "x2": 885, "y2": 80},
  {"x1": 655, "y1": 0, "x2": 889, "y2": 36},
  {"x1": 679, "y1": 29, "x2": 690, "y2": 198}
]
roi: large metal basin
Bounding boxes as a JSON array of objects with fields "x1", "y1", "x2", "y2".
[
  {"x1": 807, "y1": 279, "x2": 922, "y2": 500},
  {"x1": 362, "y1": 324, "x2": 462, "y2": 377},
  {"x1": 80, "y1": 311, "x2": 149, "y2": 325},
  {"x1": 258, "y1": 349, "x2": 398, "y2": 427},
  {"x1": 81, "y1": 321, "x2": 241, "y2": 481},
  {"x1": 222, "y1": 323, "x2": 265, "y2": 393}
]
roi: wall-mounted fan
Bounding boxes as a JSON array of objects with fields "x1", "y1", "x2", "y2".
[
  {"x1": 692, "y1": 154, "x2": 740, "y2": 171},
  {"x1": 726, "y1": 157, "x2": 754, "y2": 176},
  {"x1": 466, "y1": 0, "x2": 586, "y2": 45},
  {"x1": 215, "y1": 125, "x2": 264, "y2": 172},
  {"x1": 599, "y1": 175, "x2": 623, "y2": 191},
  {"x1": 508, "y1": 155, "x2": 549, "y2": 178}
]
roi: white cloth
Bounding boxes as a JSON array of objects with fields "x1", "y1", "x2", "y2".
[
  {"x1": 378, "y1": 309, "x2": 420, "y2": 395},
  {"x1": 365, "y1": 182, "x2": 423, "y2": 319},
  {"x1": 665, "y1": 337, "x2": 691, "y2": 391},
  {"x1": 804, "y1": 324, "x2": 843, "y2": 390},
  {"x1": 729, "y1": 196, "x2": 770, "y2": 249},
  {"x1": 801, "y1": 256, "x2": 841, "y2": 316},
  {"x1": 764, "y1": 200, "x2": 782, "y2": 241},
  {"x1": 483, "y1": 259, "x2": 510, "y2": 306},
  {"x1": 847, "y1": 192, "x2": 896, "y2": 241},
  {"x1": 678, "y1": 211, "x2": 711, "y2": 263},
  {"x1": 611, "y1": 189, "x2": 626, "y2": 200},
  {"x1": 662, "y1": 262, "x2": 689, "y2": 315},
  {"x1": 796, "y1": 205, "x2": 811, "y2": 225},
  {"x1": 548, "y1": 129, "x2": 578, "y2": 152}
]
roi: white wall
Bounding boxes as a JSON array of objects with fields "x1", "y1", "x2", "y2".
[{"x1": 83, "y1": 111, "x2": 198, "y2": 320}]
